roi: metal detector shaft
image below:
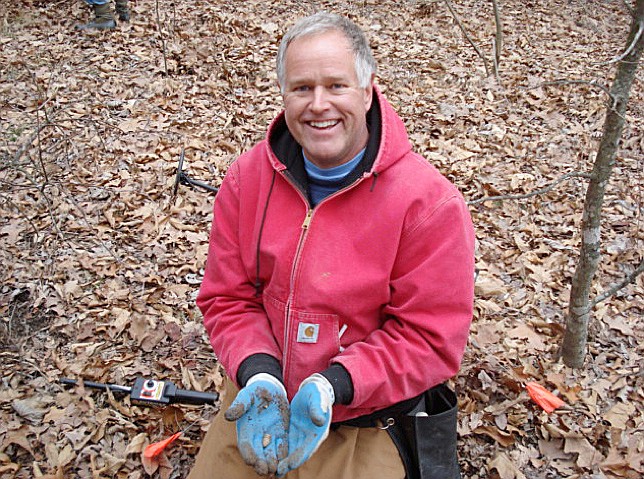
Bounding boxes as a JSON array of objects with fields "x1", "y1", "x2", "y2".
[
  {"x1": 60, "y1": 377, "x2": 132, "y2": 394},
  {"x1": 60, "y1": 377, "x2": 218, "y2": 406},
  {"x1": 173, "y1": 148, "x2": 219, "y2": 195},
  {"x1": 179, "y1": 173, "x2": 219, "y2": 193}
]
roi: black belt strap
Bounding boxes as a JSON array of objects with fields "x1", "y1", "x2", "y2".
[{"x1": 331, "y1": 392, "x2": 424, "y2": 429}]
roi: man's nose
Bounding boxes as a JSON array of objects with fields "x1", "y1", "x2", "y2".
[{"x1": 309, "y1": 86, "x2": 330, "y2": 112}]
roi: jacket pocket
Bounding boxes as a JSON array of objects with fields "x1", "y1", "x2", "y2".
[
  {"x1": 264, "y1": 294, "x2": 340, "y2": 398},
  {"x1": 284, "y1": 309, "x2": 340, "y2": 397}
]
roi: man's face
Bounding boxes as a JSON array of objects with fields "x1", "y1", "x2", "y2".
[{"x1": 281, "y1": 30, "x2": 373, "y2": 169}]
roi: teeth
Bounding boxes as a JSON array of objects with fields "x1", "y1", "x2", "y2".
[{"x1": 309, "y1": 120, "x2": 339, "y2": 128}]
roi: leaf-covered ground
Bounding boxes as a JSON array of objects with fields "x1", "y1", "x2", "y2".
[{"x1": 1, "y1": 1, "x2": 642, "y2": 478}]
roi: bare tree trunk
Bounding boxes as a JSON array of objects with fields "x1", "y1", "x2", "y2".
[{"x1": 562, "y1": 0, "x2": 643, "y2": 368}]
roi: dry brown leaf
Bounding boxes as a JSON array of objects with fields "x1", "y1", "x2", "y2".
[
  {"x1": 604, "y1": 402, "x2": 636, "y2": 430},
  {"x1": 564, "y1": 437, "x2": 604, "y2": 468},
  {"x1": 1, "y1": 2, "x2": 641, "y2": 478},
  {"x1": 488, "y1": 453, "x2": 526, "y2": 479},
  {"x1": 474, "y1": 424, "x2": 516, "y2": 447},
  {"x1": 11, "y1": 397, "x2": 50, "y2": 425},
  {"x1": 125, "y1": 432, "x2": 149, "y2": 455}
]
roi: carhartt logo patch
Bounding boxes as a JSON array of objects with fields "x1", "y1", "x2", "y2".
[{"x1": 297, "y1": 323, "x2": 319, "y2": 343}]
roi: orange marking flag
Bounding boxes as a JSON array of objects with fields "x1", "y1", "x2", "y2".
[
  {"x1": 526, "y1": 382, "x2": 566, "y2": 413},
  {"x1": 144, "y1": 431, "x2": 183, "y2": 459}
]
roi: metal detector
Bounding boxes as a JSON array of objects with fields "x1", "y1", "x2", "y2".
[{"x1": 173, "y1": 147, "x2": 219, "y2": 197}]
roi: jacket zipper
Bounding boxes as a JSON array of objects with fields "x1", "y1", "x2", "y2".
[
  {"x1": 278, "y1": 170, "x2": 372, "y2": 385},
  {"x1": 282, "y1": 207, "x2": 313, "y2": 384},
  {"x1": 277, "y1": 167, "x2": 313, "y2": 382}
]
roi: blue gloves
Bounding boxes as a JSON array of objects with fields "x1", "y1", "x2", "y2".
[
  {"x1": 277, "y1": 374, "x2": 335, "y2": 476},
  {"x1": 225, "y1": 373, "x2": 290, "y2": 476}
]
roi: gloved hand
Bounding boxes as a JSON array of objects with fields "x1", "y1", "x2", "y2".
[
  {"x1": 277, "y1": 374, "x2": 335, "y2": 476},
  {"x1": 224, "y1": 373, "x2": 290, "y2": 476}
]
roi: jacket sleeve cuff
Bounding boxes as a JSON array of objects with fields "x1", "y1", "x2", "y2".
[
  {"x1": 236, "y1": 353, "x2": 283, "y2": 387},
  {"x1": 320, "y1": 363, "x2": 354, "y2": 405}
]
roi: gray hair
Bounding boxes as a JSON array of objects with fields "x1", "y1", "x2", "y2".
[{"x1": 276, "y1": 12, "x2": 377, "y2": 92}]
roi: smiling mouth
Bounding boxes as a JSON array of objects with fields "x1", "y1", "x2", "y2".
[{"x1": 308, "y1": 119, "x2": 339, "y2": 129}]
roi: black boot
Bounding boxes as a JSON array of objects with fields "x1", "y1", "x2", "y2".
[
  {"x1": 115, "y1": 0, "x2": 130, "y2": 22},
  {"x1": 76, "y1": 2, "x2": 116, "y2": 30}
]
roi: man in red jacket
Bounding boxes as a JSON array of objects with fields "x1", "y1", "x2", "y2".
[{"x1": 189, "y1": 12, "x2": 475, "y2": 479}]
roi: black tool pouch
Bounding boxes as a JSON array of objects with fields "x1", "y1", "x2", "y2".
[{"x1": 386, "y1": 383, "x2": 461, "y2": 479}]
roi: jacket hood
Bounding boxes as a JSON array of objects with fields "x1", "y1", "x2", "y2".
[{"x1": 265, "y1": 85, "x2": 413, "y2": 180}]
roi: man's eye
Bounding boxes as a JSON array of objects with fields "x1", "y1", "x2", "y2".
[
  {"x1": 331, "y1": 83, "x2": 345, "y2": 89},
  {"x1": 293, "y1": 85, "x2": 310, "y2": 92}
]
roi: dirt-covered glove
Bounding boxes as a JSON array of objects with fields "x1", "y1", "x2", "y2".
[
  {"x1": 277, "y1": 374, "x2": 335, "y2": 476},
  {"x1": 224, "y1": 373, "x2": 289, "y2": 476}
]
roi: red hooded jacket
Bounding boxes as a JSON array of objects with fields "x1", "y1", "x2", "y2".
[{"x1": 197, "y1": 87, "x2": 475, "y2": 422}]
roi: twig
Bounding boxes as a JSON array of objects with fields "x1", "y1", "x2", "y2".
[
  {"x1": 537, "y1": 79, "x2": 617, "y2": 109},
  {"x1": 467, "y1": 171, "x2": 592, "y2": 205},
  {"x1": 155, "y1": 0, "x2": 169, "y2": 76},
  {"x1": 11, "y1": 123, "x2": 49, "y2": 166},
  {"x1": 443, "y1": 0, "x2": 491, "y2": 76},
  {"x1": 61, "y1": 189, "x2": 121, "y2": 263},
  {"x1": 2, "y1": 157, "x2": 66, "y2": 243},
  {"x1": 597, "y1": 20, "x2": 643, "y2": 66},
  {"x1": 0, "y1": 193, "x2": 41, "y2": 239},
  {"x1": 35, "y1": 108, "x2": 49, "y2": 185},
  {"x1": 39, "y1": 185, "x2": 67, "y2": 242},
  {"x1": 590, "y1": 258, "x2": 644, "y2": 307}
]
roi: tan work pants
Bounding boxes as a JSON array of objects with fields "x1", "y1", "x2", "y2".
[{"x1": 188, "y1": 377, "x2": 405, "y2": 479}]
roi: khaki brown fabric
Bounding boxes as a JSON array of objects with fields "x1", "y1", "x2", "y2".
[{"x1": 188, "y1": 377, "x2": 405, "y2": 479}]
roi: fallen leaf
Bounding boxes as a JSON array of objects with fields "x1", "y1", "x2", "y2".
[{"x1": 488, "y1": 453, "x2": 527, "y2": 479}]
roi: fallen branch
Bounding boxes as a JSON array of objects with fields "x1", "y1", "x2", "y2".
[
  {"x1": 467, "y1": 171, "x2": 592, "y2": 205},
  {"x1": 591, "y1": 258, "x2": 644, "y2": 307},
  {"x1": 443, "y1": 0, "x2": 490, "y2": 76}
]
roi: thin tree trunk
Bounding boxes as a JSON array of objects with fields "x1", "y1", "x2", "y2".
[
  {"x1": 562, "y1": 0, "x2": 644, "y2": 368},
  {"x1": 492, "y1": 0, "x2": 503, "y2": 64}
]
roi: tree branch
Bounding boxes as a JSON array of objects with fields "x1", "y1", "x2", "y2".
[
  {"x1": 443, "y1": 0, "x2": 490, "y2": 76},
  {"x1": 591, "y1": 258, "x2": 644, "y2": 307},
  {"x1": 597, "y1": 20, "x2": 643, "y2": 65},
  {"x1": 622, "y1": 0, "x2": 636, "y2": 17},
  {"x1": 467, "y1": 171, "x2": 592, "y2": 205}
]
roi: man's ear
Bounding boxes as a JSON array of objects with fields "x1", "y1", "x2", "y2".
[{"x1": 363, "y1": 75, "x2": 375, "y2": 109}]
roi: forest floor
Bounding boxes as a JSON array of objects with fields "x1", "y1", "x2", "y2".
[{"x1": 0, "y1": 0, "x2": 642, "y2": 478}]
